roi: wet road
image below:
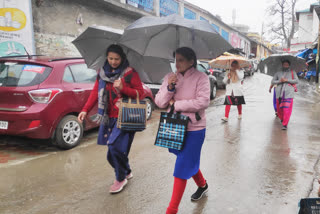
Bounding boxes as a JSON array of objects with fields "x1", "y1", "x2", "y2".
[{"x1": 1, "y1": 73, "x2": 320, "y2": 214}]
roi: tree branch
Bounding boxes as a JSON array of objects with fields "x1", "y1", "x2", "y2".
[{"x1": 266, "y1": 0, "x2": 297, "y2": 48}]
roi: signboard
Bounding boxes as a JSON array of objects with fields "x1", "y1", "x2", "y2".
[
  {"x1": 230, "y1": 33, "x2": 241, "y2": 48},
  {"x1": 0, "y1": 0, "x2": 35, "y2": 57}
]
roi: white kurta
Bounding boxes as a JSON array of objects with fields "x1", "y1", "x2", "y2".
[{"x1": 223, "y1": 70, "x2": 244, "y2": 96}]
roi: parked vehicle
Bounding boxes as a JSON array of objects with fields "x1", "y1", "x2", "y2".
[
  {"x1": 211, "y1": 69, "x2": 226, "y2": 89},
  {"x1": 197, "y1": 61, "x2": 218, "y2": 100},
  {"x1": 244, "y1": 60, "x2": 255, "y2": 76},
  {"x1": 305, "y1": 70, "x2": 317, "y2": 81},
  {"x1": 0, "y1": 56, "x2": 154, "y2": 149},
  {"x1": 145, "y1": 83, "x2": 162, "y2": 99},
  {"x1": 142, "y1": 83, "x2": 155, "y2": 120},
  {"x1": 249, "y1": 59, "x2": 258, "y2": 72},
  {"x1": 199, "y1": 60, "x2": 211, "y2": 70}
]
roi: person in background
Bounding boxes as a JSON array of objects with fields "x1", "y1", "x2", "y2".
[
  {"x1": 269, "y1": 84, "x2": 278, "y2": 116},
  {"x1": 155, "y1": 47, "x2": 210, "y2": 214},
  {"x1": 78, "y1": 44, "x2": 144, "y2": 193},
  {"x1": 271, "y1": 60, "x2": 298, "y2": 130},
  {"x1": 221, "y1": 60, "x2": 246, "y2": 122}
]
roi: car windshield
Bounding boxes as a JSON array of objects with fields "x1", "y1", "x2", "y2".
[
  {"x1": 197, "y1": 64, "x2": 207, "y2": 73},
  {"x1": 200, "y1": 62, "x2": 210, "y2": 70},
  {"x1": 0, "y1": 62, "x2": 52, "y2": 87}
]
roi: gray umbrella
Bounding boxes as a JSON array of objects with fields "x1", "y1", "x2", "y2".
[
  {"x1": 258, "y1": 54, "x2": 307, "y2": 76},
  {"x1": 119, "y1": 14, "x2": 233, "y2": 60},
  {"x1": 72, "y1": 26, "x2": 123, "y2": 70},
  {"x1": 72, "y1": 26, "x2": 172, "y2": 84}
]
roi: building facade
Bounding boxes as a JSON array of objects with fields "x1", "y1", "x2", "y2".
[
  {"x1": 124, "y1": 0, "x2": 253, "y2": 57},
  {"x1": 0, "y1": 0, "x2": 254, "y2": 58},
  {"x1": 246, "y1": 32, "x2": 274, "y2": 59},
  {"x1": 291, "y1": 2, "x2": 320, "y2": 53}
]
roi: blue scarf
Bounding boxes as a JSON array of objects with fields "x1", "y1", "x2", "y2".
[{"x1": 93, "y1": 60, "x2": 129, "y2": 125}]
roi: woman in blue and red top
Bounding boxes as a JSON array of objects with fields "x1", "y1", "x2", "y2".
[{"x1": 78, "y1": 45, "x2": 144, "y2": 193}]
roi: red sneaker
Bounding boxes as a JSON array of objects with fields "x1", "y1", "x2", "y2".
[
  {"x1": 109, "y1": 179, "x2": 128, "y2": 194},
  {"x1": 126, "y1": 173, "x2": 133, "y2": 180}
]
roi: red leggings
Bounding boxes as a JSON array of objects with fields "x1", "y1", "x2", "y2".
[
  {"x1": 225, "y1": 105, "x2": 242, "y2": 118},
  {"x1": 166, "y1": 170, "x2": 206, "y2": 214}
]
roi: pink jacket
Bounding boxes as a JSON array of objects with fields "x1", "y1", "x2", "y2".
[{"x1": 155, "y1": 67, "x2": 210, "y2": 131}]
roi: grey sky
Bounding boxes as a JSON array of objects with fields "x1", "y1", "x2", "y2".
[{"x1": 187, "y1": 0, "x2": 317, "y2": 34}]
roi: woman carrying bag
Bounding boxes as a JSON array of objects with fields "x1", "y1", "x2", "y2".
[
  {"x1": 78, "y1": 44, "x2": 144, "y2": 194},
  {"x1": 221, "y1": 60, "x2": 246, "y2": 122},
  {"x1": 155, "y1": 47, "x2": 211, "y2": 214},
  {"x1": 271, "y1": 60, "x2": 298, "y2": 130}
]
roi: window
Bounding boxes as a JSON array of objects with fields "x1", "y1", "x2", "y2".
[
  {"x1": 200, "y1": 16, "x2": 209, "y2": 22},
  {"x1": 0, "y1": 62, "x2": 52, "y2": 87},
  {"x1": 68, "y1": 64, "x2": 97, "y2": 83},
  {"x1": 212, "y1": 23, "x2": 220, "y2": 33},
  {"x1": 221, "y1": 29, "x2": 229, "y2": 42},
  {"x1": 126, "y1": 0, "x2": 154, "y2": 12},
  {"x1": 200, "y1": 62, "x2": 210, "y2": 70},
  {"x1": 160, "y1": 0, "x2": 179, "y2": 17},
  {"x1": 197, "y1": 64, "x2": 207, "y2": 73},
  {"x1": 63, "y1": 67, "x2": 74, "y2": 83},
  {"x1": 184, "y1": 7, "x2": 196, "y2": 20}
]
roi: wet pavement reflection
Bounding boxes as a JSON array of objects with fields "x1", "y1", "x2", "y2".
[{"x1": 1, "y1": 73, "x2": 320, "y2": 214}]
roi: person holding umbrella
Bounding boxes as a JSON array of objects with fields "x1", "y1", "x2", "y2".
[
  {"x1": 155, "y1": 47, "x2": 210, "y2": 214},
  {"x1": 271, "y1": 60, "x2": 298, "y2": 130},
  {"x1": 78, "y1": 44, "x2": 144, "y2": 193},
  {"x1": 118, "y1": 14, "x2": 231, "y2": 213},
  {"x1": 221, "y1": 60, "x2": 246, "y2": 122}
]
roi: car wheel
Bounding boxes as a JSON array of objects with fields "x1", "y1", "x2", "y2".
[
  {"x1": 145, "y1": 98, "x2": 154, "y2": 120},
  {"x1": 54, "y1": 115, "x2": 83, "y2": 149},
  {"x1": 210, "y1": 84, "x2": 217, "y2": 100}
]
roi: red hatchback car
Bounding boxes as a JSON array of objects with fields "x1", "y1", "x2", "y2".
[{"x1": 0, "y1": 56, "x2": 154, "y2": 149}]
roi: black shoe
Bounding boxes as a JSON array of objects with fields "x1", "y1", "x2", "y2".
[
  {"x1": 282, "y1": 126, "x2": 287, "y2": 130},
  {"x1": 191, "y1": 183, "x2": 208, "y2": 201}
]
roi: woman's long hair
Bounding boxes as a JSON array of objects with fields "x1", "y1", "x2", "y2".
[{"x1": 106, "y1": 44, "x2": 129, "y2": 70}]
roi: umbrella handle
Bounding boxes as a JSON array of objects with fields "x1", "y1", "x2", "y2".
[{"x1": 173, "y1": 54, "x2": 177, "y2": 74}]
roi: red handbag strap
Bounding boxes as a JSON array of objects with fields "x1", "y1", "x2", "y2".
[{"x1": 291, "y1": 70, "x2": 294, "y2": 80}]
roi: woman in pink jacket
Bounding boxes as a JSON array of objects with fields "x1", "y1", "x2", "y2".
[{"x1": 155, "y1": 47, "x2": 211, "y2": 214}]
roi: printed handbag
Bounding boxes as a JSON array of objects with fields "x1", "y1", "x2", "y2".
[
  {"x1": 117, "y1": 90, "x2": 146, "y2": 132},
  {"x1": 291, "y1": 70, "x2": 298, "y2": 92},
  {"x1": 154, "y1": 105, "x2": 189, "y2": 151}
]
